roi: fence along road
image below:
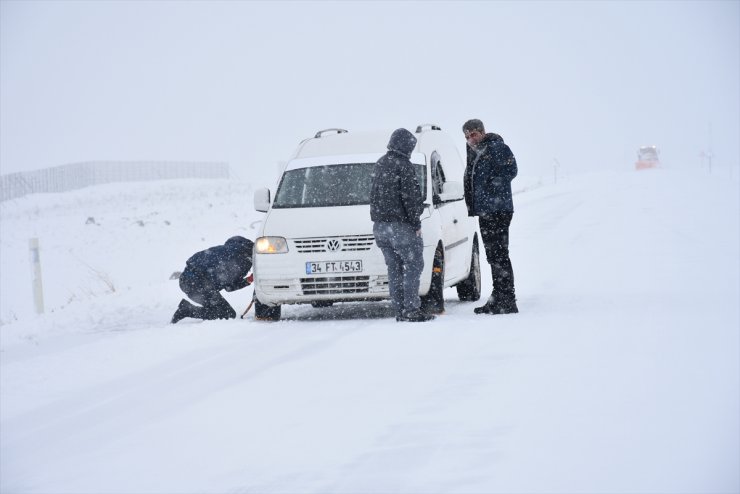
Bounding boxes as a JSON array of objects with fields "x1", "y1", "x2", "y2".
[{"x1": 1, "y1": 161, "x2": 230, "y2": 202}]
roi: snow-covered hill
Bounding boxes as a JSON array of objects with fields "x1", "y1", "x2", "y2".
[{"x1": 1, "y1": 169, "x2": 738, "y2": 493}]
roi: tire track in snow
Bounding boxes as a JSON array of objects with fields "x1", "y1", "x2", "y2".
[{"x1": 1, "y1": 324, "x2": 362, "y2": 477}]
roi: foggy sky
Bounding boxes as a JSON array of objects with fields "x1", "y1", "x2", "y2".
[{"x1": 1, "y1": 0, "x2": 738, "y2": 182}]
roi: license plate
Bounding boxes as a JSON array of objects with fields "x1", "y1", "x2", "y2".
[{"x1": 305, "y1": 260, "x2": 363, "y2": 274}]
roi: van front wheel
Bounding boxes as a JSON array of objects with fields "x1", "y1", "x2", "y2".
[
  {"x1": 421, "y1": 245, "x2": 445, "y2": 314},
  {"x1": 255, "y1": 298, "x2": 281, "y2": 321}
]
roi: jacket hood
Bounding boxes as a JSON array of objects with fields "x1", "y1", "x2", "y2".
[
  {"x1": 466, "y1": 133, "x2": 504, "y2": 152},
  {"x1": 387, "y1": 128, "x2": 417, "y2": 158},
  {"x1": 483, "y1": 133, "x2": 504, "y2": 144},
  {"x1": 224, "y1": 236, "x2": 253, "y2": 254}
]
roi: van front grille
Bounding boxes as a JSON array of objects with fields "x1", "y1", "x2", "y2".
[
  {"x1": 300, "y1": 276, "x2": 370, "y2": 295},
  {"x1": 293, "y1": 235, "x2": 374, "y2": 253}
]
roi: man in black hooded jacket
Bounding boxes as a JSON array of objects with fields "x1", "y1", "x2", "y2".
[
  {"x1": 171, "y1": 236, "x2": 254, "y2": 323},
  {"x1": 370, "y1": 128, "x2": 434, "y2": 322}
]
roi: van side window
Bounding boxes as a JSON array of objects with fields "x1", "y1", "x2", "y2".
[{"x1": 431, "y1": 151, "x2": 447, "y2": 203}]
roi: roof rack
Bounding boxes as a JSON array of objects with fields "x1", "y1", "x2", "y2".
[
  {"x1": 314, "y1": 128, "x2": 348, "y2": 138},
  {"x1": 415, "y1": 124, "x2": 441, "y2": 133}
]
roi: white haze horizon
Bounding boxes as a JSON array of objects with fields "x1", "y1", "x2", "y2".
[{"x1": 1, "y1": 0, "x2": 739, "y2": 183}]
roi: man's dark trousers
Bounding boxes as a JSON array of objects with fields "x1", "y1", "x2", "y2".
[
  {"x1": 373, "y1": 222, "x2": 424, "y2": 316},
  {"x1": 178, "y1": 272, "x2": 237, "y2": 320},
  {"x1": 479, "y1": 212, "x2": 516, "y2": 306}
]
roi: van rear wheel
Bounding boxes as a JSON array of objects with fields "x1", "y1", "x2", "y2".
[
  {"x1": 421, "y1": 245, "x2": 445, "y2": 314},
  {"x1": 255, "y1": 298, "x2": 281, "y2": 321},
  {"x1": 456, "y1": 239, "x2": 481, "y2": 301}
]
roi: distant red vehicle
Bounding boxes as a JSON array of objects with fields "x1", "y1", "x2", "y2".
[{"x1": 635, "y1": 146, "x2": 660, "y2": 170}]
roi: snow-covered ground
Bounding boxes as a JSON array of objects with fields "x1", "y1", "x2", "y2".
[{"x1": 1, "y1": 168, "x2": 738, "y2": 493}]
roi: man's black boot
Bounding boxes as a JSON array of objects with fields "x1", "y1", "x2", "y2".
[
  {"x1": 475, "y1": 296, "x2": 518, "y2": 315},
  {"x1": 171, "y1": 299, "x2": 193, "y2": 324},
  {"x1": 397, "y1": 309, "x2": 435, "y2": 322},
  {"x1": 493, "y1": 300, "x2": 519, "y2": 314},
  {"x1": 474, "y1": 295, "x2": 496, "y2": 314}
]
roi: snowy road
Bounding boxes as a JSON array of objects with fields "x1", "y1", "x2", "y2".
[{"x1": 1, "y1": 169, "x2": 738, "y2": 493}]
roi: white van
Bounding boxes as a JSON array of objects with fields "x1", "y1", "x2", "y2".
[{"x1": 252, "y1": 125, "x2": 481, "y2": 320}]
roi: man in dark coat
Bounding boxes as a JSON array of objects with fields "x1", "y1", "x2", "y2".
[
  {"x1": 370, "y1": 128, "x2": 434, "y2": 322},
  {"x1": 171, "y1": 236, "x2": 254, "y2": 323},
  {"x1": 462, "y1": 119, "x2": 519, "y2": 314}
]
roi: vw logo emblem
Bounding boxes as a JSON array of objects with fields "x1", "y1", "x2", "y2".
[{"x1": 327, "y1": 239, "x2": 341, "y2": 251}]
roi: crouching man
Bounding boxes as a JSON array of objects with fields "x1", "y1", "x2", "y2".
[{"x1": 171, "y1": 236, "x2": 254, "y2": 323}]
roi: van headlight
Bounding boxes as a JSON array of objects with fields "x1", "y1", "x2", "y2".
[{"x1": 255, "y1": 236, "x2": 288, "y2": 254}]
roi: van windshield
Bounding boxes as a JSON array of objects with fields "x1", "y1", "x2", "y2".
[{"x1": 273, "y1": 162, "x2": 426, "y2": 208}]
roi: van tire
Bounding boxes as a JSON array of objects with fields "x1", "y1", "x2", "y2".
[
  {"x1": 311, "y1": 301, "x2": 334, "y2": 308},
  {"x1": 456, "y1": 239, "x2": 481, "y2": 301},
  {"x1": 421, "y1": 244, "x2": 445, "y2": 314},
  {"x1": 255, "y1": 299, "x2": 281, "y2": 321}
]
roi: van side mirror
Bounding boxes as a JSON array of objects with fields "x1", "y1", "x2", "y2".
[
  {"x1": 438, "y1": 181, "x2": 463, "y2": 202},
  {"x1": 254, "y1": 187, "x2": 271, "y2": 212}
]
